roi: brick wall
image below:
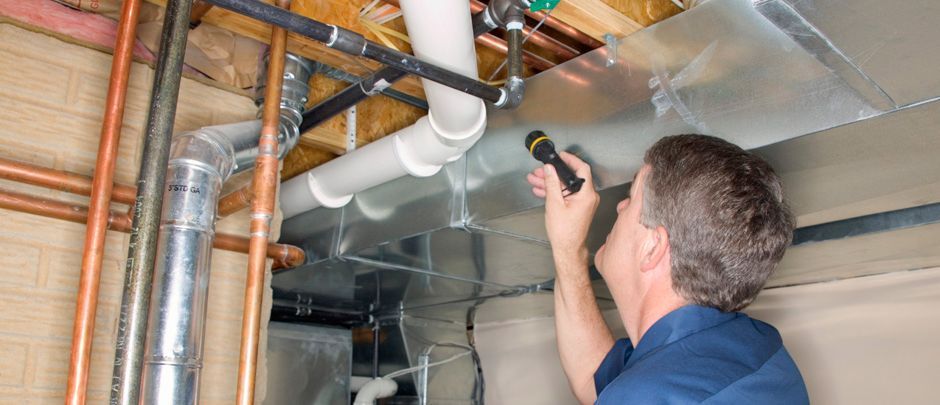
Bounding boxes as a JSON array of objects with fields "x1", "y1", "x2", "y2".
[{"x1": 0, "y1": 23, "x2": 271, "y2": 404}]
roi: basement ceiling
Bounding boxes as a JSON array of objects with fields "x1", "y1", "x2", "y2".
[{"x1": 146, "y1": 0, "x2": 688, "y2": 176}]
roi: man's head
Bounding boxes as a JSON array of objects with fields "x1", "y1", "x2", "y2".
[
  {"x1": 597, "y1": 134, "x2": 794, "y2": 314},
  {"x1": 642, "y1": 135, "x2": 794, "y2": 311}
]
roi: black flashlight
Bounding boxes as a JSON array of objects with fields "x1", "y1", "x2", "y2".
[{"x1": 525, "y1": 130, "x2": 584, "y2": 195}]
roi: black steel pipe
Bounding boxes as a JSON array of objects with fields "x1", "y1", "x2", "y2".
[
  {"x1": 110, "y1": 1, "x2": 194, "y2": 404},
  {"x1": 501, "y1": 19, "x2": 527, "y2": 109},
  {"x1": 300, "y1": 67, "x2": 407, "y2": 134},
  {"x1": 202, "y1": 0, "x2": 505, "y2": 104},
  {"x1": 270, "y1": 305, "x2": 367, "y2": 327},
  {"x1": 507, "y1": 28, "x2": 524, "y2": 80},
  {"x1": 300, "y1": 10, "x2": 507, "y2": 133},
  {"x1": 472, "y1": 10, "x2": 497, "y2": 37},
  {"x1": 318, "y1": 65, "x2": 429, "y2": 111}
]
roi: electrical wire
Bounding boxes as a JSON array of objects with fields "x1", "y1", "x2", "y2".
[{"x1": 383, "y1": 346, "x2": 472, "y2": 379}]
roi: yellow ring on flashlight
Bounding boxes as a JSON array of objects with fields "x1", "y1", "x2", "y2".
[{"x1": 528, "y1": 136, "x2": 550, "y2": 155}]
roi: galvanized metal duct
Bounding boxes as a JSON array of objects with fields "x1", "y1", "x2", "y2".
[
  {"x1": 139, "y1": 54, "x2": 314, "y2": 404},
  {"x1": 276, "y1": 0, "x2": 940, "y2": 318},
  {"x1": 275, "y1": 0, "x2": 940, "y2": 401}
]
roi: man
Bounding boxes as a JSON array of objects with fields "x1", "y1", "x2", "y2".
[{"x1": 526, "y1": 135, "x2": 809, "y2": 404}]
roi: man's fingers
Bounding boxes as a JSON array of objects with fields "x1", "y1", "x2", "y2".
[
  {"x1": 526, "y1": 172, "x2": 543, "y2": 188},
  {"x1": 532, "y1": 186, "x2": 546, "y2": 198},
  {"x1": 533, "y1": 166, "x2": 545, "y2": 178},
  {"x1": 558, "y1": 151, "x2": 595, "y2": 190},
  {"x1": 543, "y1": 163, "x2": 565, "y2": 203}
]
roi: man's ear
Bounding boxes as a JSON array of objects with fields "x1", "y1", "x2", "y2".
[{"x1": 640, "y1": 226, "x2": 669, "y2": 272}]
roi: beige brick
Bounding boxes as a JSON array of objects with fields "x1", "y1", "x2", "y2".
[
  {"x1": 0, "y1": 341, "x2": 28, "y2": 386},
  {"x1": 0, "y1": 48, "x2": 70, "y2": 107},
  {"x1": 0, "y1": 237, "x2": 42, "y2": 288},
  {"x1": 31, "y1": 341, "x2": 69, "y2": 390}
]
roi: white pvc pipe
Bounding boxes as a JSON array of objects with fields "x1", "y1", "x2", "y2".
[
  {"x1": 352, "y1": 378, "x2": 398, "y2": 405},
  {"x1": 400, "y1": 0, "x2": 483, "y2": 134},
  {"x1": 280, "y1": 0, "x2": 487, "y2": 219}
]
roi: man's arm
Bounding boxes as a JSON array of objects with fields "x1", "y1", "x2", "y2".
[{"x1": 527, "y1": 152, "x2": 615, "y2": 405}]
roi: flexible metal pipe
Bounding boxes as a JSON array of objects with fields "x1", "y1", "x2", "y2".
[
  {"x1": 110, "y1": 1, "x2": 194, "y2": 403},
  {"x1": 236, "y1": 0, "x2": 289, "y2": 401},
  {"x1": 64, "y1": 0, "x2": 142, "y2": 403},
  {"x1": 0, "y1": 188, "x2": 304, "y2": 266}
]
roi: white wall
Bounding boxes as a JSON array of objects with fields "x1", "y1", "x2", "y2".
[
  {"x1": 475, "y1": 268, "x2": 940, "y2": 404},
  {"x1": 476, "y1": 308, "x2": 625, "y2": 405}
]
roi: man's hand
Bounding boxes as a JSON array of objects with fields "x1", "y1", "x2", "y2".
[{"x1": 526, "y1": 151, "x2": 600, "y2": 260}]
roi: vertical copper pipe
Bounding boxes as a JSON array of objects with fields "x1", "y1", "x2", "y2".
[
  {"x1": 236, "y1": 0, "x2": 289, "y2": 402},
  {"x1": 65, "y1": 0, "x2": 142, "y2": 403},
  {"x1": 189, "y1": 0, "x2": 215, "y2": 27}
]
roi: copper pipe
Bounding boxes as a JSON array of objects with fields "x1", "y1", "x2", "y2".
[
  {"x1": 0, "y1": 188, "x2": 305, "y2": 267},
  {"x1": 189, "y1": 0, "x2": 214, "y2": 27},
  {"x1": 527, "y1": 9, "x2": 604, "y2": 49},
  {"x1": 477, "y1": 33, "x2": 555, "y2": 71},
  {"x1": 0, "y1": 157, "x2": 137, "y2": 205},
  {"x1": 65, "y1": 0, "x2": 142, "y2": 403},
  {"x1": 384, "y1": 0, "x2": 556, "y2": 70},
  {"x1": 218, "y1": 185, "x2": 253, "y2": 217},
  {"x1": 0, "y1": 156, "x2": 245, "y2": 217},
  {"x1": 236, "y1": 1, "x2": 289, "y2": 403},
  {"x1": 0, "y1": 188, "x2": 131, "y2": 232},
  {"x1": 468, "y1": 0, "x2": 579, "y2": 60}
]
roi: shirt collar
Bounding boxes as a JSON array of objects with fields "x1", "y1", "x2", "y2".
[{"x1": 625, "y1": 305, "x2": 738, "y2": 368}]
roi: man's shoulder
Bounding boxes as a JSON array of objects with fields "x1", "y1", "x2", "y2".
[{"x1": 596, "y1": 313, "x2": 807, "y2": 404}]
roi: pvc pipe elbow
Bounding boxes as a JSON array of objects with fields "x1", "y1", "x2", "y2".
[
  {"x1": 427, "y1": 99, "x2": 487, "y2": 149},
  {"x1": 352, "y1": 378, "x2": 398, "y2": 405},
  {"x1": 304, "y1": 172, "x2": 354, "y2": 209}
]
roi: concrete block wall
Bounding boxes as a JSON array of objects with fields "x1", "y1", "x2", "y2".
[{"x1": 0, "y1": 23, "x2": 269, "y2": 404}]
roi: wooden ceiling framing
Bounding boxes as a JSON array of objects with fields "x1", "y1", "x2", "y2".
[{"x1": 149, "y1": 0, "x2": 684, "y2": 178}]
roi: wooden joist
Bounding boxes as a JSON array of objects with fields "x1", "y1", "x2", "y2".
[
  {"x1": 298, "y1": 126, "x2": 362, "y2": 156},
  {"x1": 143, "y1": 0, "x2": 426, "y2": 100},
  {"x1": 550, "y1": 0, "x2": 645, "y2": 42}
]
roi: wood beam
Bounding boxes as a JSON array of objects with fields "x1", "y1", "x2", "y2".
[
  {"x1": 299, "y1": 127, "x2": 361, "y2": 156},
  {"x1": 143, "y1": 0, "x2": 425, "y2": 99},
  {"x1": 550, "y1": 0, "x2": 645, "y2": 42}
]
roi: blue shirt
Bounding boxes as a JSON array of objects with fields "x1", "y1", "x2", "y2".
[{"x1": 594, "y1": 305, "x2": 808, "y2": 404}]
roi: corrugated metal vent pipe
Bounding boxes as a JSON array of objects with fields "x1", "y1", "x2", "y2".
[
  {"x1": 280, "y1": 0, "x2": 487, "y2": 218},
  {"x1": 139, "y1": 54, "x2": 314, "y2": 404}
]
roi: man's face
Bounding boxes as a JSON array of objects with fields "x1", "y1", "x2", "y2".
[{"x1": 595, "y1": 165, "x2": 651, "y2": 291}]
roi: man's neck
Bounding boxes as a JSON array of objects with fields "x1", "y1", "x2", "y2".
[{"x1": 624, "y1": 292, "x2": 687, "y2": 344}]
